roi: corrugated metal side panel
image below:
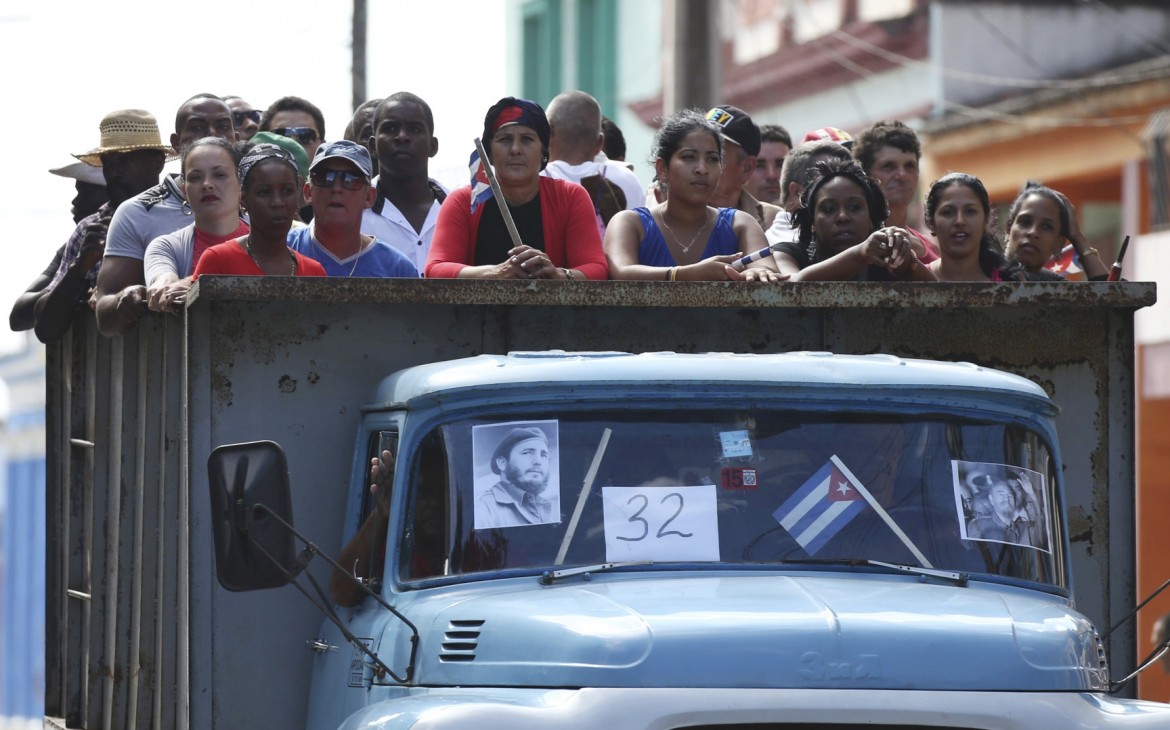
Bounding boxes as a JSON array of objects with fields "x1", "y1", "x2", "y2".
[{"x1": 44, "y1": 314, "x2": 185, "y2": 730}]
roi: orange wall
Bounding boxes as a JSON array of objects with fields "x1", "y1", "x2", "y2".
[
  {"x1": 925, "y1": 127, "x2": 1142, "y2": 202},
  {"x1": 920, "y1": 92, "x2": 1168, "y2": 204},
  {"x1": 1138, "y1": 346, "x2": 1170, "y2": 701}
]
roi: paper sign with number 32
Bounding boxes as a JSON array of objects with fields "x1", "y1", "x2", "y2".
[{"x1": 601, "y1": 485, "x2": 720, "y2": 562}]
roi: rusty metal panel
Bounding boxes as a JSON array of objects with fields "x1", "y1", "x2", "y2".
[{"x1": 46, "y1": 279, "x2": 1155, "y2": 729}]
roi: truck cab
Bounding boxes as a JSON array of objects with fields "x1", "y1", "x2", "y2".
[{"x1": 289, "y1": 351, "x2": 1169, "y2": 728}]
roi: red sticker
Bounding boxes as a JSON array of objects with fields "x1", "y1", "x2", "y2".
[{"x1": 721, "y1": 467, "x2": 758, "y2": 490}]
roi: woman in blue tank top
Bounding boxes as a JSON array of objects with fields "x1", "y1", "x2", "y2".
[{"x1": 603, "y1": 110, "x2": 781, "y2": 282}]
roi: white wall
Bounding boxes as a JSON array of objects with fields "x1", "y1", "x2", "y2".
[
  {"x1": 1133, "y1": 230, "x2": 1170, "y2": 346},
  {"x1": 751, "y1": 63, "x2": 935, "y2": 138}
]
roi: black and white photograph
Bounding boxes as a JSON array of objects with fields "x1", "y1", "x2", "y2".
[
  {"x1": 472, "y1": 420, "x2": 561, "y2": 529},
  {"x1": 952, "y1": 460, "x2": 1050, "y2": 552}
]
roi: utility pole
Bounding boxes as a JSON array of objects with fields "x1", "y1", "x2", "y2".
[
  {"x1": 667, "y1": 0, "x2": 720, "y2": 112},
  {"x1": 352, "y1": 0, "x2": 368, "y2": 111}
]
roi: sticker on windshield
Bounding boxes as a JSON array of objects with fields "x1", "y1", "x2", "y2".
[
  {"x1": 773, "y1": 455, "x2": 869, "y2": 556},
  {"x1": 602, "y1": 485, "x2": 720, "y2": 562},
  {"x1": 719, "y1": 429, "x2": 753, "y2": 458},
  {"x1": 721, "y1": 467, "x2": 757, "y2": 490},
  {"x1": 472, "y1": 420, "x2": 561, "y2": 529},
  {"x1": 953, "y1": 461, "x2": 1050, "y2": 552}
]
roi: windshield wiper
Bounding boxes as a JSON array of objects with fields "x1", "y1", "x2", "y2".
[
  {"x1": 539, "y1": 561, "x2": 652, "y2": 585},
  {"x1": 865, "y1": 560, "x2": 969, "y2": 586},
  {"x1": 779, "y1": 557, "x2": 968, "y2": 586}
]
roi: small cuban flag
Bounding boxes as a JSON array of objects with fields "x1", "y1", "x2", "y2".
[
  {"x1": 773, "y1": 455, "x2": 868, "y2": 556},
  {"x1": 1045, "y1": 242, "x2": 1086, "y2": 281},
  {"x1": 468, "y1": 148, "x2": 494, "y2": 214}
]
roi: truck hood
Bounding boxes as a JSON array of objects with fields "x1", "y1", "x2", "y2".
[{"x1": 406, "y1": 572, "x2": 1105, "y2": 691}]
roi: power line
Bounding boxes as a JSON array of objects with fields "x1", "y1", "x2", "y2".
[
  {"x1": 790, "y1": 0, "x2": 871, "y2": 121},
  {"x1": 1082, "y1": 0, "x2": 1170, "y2": 56},
  {"x1": 970, "y1": 4, "x2": 1053, "y2": 77}
]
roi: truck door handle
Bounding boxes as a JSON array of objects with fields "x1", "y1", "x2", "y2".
[{"x1": 306, "y1": 639, "x2": 338, "y2": 654}]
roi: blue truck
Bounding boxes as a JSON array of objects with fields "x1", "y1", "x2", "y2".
[
  {"x1": 44, "y1": 279, "x2": 1165, "y2": 727},
  {"x1": 211, "y1": 350, "x2": 1170, "y2": 728}
]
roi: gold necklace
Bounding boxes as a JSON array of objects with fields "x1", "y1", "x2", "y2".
[
  {"x1": 243, "y1": 235, "x2": 297, "y2": 275},
  {"x1": 660, "y1": 208, "x2": 710, "y2": 255}
]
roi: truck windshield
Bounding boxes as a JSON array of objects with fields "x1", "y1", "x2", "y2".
[{"x1": 399, "y1": 410, "x2": 1063, "y2": 589}]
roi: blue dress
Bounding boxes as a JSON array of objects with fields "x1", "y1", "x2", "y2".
[{"x1": 635, "y1": 207, "x2": 739, "y2": 266}]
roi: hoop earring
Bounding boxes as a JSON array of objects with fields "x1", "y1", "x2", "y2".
[{"x1": 181, "y1": 199, "x2": 192, "y2": 216}]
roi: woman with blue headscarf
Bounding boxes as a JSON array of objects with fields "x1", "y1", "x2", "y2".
[{"x1": 426, "y1": 97, "x2": 608, "y2": 280}]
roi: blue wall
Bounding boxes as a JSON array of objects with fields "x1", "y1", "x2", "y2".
[
  {"x1": 0, "y1": 340, "x2": 47, "y2": 722},
  {"x1": 1, "y1": 453, "x2": 45, "y2": 719}
]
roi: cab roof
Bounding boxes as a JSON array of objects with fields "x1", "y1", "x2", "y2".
[{"x1": 368, "y1": 351, "x2": 1050, "y2": 408}]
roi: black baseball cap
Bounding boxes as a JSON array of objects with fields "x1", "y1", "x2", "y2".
[{"x1": 705, "y1": 105, "x2": 762, "y2": 157}]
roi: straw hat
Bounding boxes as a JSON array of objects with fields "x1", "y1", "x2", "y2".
[{"x1": 73, "y1": 109, "x2": 177, "y2": 166}]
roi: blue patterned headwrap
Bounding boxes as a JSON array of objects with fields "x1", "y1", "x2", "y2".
[{"x1": 238, "y1": 143, "x2": 302, "y2": 189}]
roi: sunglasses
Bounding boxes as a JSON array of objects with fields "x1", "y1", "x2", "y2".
[
  {"x1": 310, "y1": 168, "x2": 367, "y2": 191},
  {"x1": 273, "y1": 126, "x2": 320, "y2": 145},
  {"x1": 231, "y1": 109, "x2": 262, "y2": 127}
]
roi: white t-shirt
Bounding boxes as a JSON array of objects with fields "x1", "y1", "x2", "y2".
[
  {"x1": 765, "y1": 209, "x2": 799, "y2": 246},
  {"x1": 542, "y1": 159, "x2": 644, "y2": 213}
]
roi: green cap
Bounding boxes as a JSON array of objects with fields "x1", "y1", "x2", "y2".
[{"x1": 250, "y1": 131, "x2": 309, "y2": 178}]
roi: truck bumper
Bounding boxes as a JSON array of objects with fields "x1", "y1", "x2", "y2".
[{"x1": 338, "y1": 687, "x2": 1170, "y2": 729}]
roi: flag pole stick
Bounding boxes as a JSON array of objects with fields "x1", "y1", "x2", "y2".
[
  {"x1": 555, "y1": 427, "x2": 612, "y2": 566},
  {"x1": 831, "y1": 455, "x2": 934, "y2": 568},
  {"x1": 474, "y1": 137, "x2": 523, "y2": 250}
]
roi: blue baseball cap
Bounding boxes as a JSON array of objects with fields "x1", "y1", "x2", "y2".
[{"x1": 309, "y1": 139, "x2": 374, "y2": 179}]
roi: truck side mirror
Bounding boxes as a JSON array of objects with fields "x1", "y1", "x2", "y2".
[{"x1": 207, "y1": 441, "x2": 298, "y2": 591}]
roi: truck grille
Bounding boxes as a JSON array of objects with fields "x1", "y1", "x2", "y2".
[{"x1": 438, "y1": 619, "x2": 484, "y2": 663}]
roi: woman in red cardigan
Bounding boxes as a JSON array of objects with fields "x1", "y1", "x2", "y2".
[{"x1": 425, "y1": 97, "x2": 608, "y2": 280}]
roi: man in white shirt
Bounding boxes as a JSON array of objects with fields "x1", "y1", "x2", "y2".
[
  {"x1": 542, "y1": 91, "x2": 644, "y2": 225},
  {"x1": 360, "y1": 92, "x2": 446, "y2": 274}
]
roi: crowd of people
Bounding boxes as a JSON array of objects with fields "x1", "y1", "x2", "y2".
[{"x1": 10, "y1": 89, "x2": 1112, "y2": 343}]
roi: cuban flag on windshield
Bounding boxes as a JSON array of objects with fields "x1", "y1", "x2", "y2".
[
  {"x1": 774, "y1": 455, "x2": 868, "y2": 556},
  {"x1": 469, "y1": 148, "x2": 494, "y2": 214}
]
